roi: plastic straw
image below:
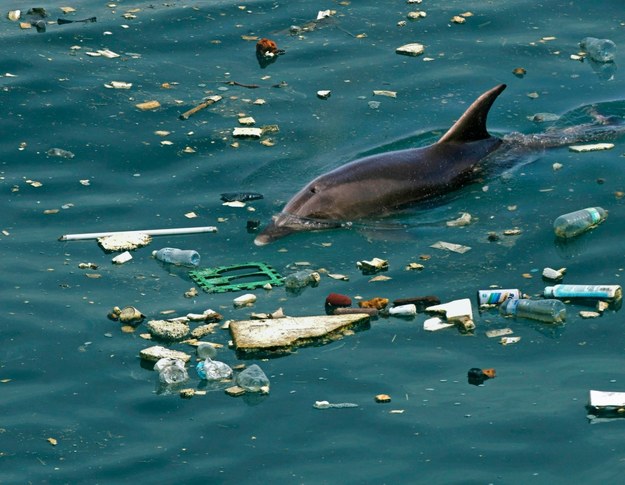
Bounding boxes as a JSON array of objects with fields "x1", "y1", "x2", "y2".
[{"x1": 59, "y1": 226, "x2": 218, "y2": 241}]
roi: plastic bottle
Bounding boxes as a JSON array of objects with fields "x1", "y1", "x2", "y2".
[
  {"x1": 500, "y1": 298, "x2": 566, "y2": 324},
  {"x1": 388, "y1": 304, "x2": 417, "y2": 316},
  {"x1": 152, "y1": 247, "x2": 200, "y2": 267},
  {"x1": 553, "y1": 207, "x2": 607, "y2": 239},
  {"x1": 544, "y1": 284, "x2": 622, "y2": 301},
  {"x1": 580, "y1": 37, "x2": 616, "y2": 63},
  {"x1": 196, "y1": 358, "x2": 232, "y2": 381},
  {"x1": 236, "y1": 364, "x2": 270, "y2": 393},
  {"x1": 477, "y1": 289, "x2": 520, "y2": 306},
  {"x1": 154, "y1": 358, "x2": 189, "y2": 385},
  {"x1": 284, "y1": 269, "x2": 320, "y2": 289},
  {"x1": 196, "y1": 342, "x2": 217, "y2": 360}
]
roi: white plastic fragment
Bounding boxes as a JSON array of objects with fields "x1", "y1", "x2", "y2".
[
  {"x1": 8, "y1": 10, "x2": 21, "y2": 21},
  {"x1": 317, "y1": 9, "x2": 335, "y2": 20},
  {"x1": 98, "y1": 49, "x2": 121, "y2": 58},
  {"x1": 112, "y1": 251, "x2": 133, "y2": 264},
  {"x1": 569, "y1": 143, "x2": 615, "y2": 153},
  {"x1": 317, "y1": 90, "x2": 331, "y2": 99},
  {"x1": 542, "y1": 267, "x2": 566, "y2": 281},
  {"x1": 105, "y1": 81, "x2": 133, "y2": 89},
  {"x1": 500, "y1": 336, "x2": 521, "y2": 345},
  {"x1": 356, "y1": 257, "x2": 388, "y2": 272},
  {"x1": 485, "y1": 328, "x2": 514, "y2": 338},
  {"x1": 233, "y1": 293, "x2": 257, "y2": 307},
  {"x1": 222, "y1": 201, "x2": 246, "y2": 208},
  {"x1": 446, "y1": 212, "x2": 472, "y2": 227},
  {"x1": 396, "y1": 43, "x2": 425, "y2": 57},
  {"x1": 313, "y1": 400, "x2": 359, "y2": 409},
  {"x1": 430, "y1": 241, "x2": 471, "y2": 253},
  {"x1": 373, "y1": 90, "x2": 397, "y2": 98}
]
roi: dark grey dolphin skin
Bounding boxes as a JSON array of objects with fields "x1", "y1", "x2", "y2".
[
  {"x1": 254, "y1": 84, "x2": 507, "y2": 246},
  {"x1": 254, "y1": 83, "x2": 622, "y2": 246}
]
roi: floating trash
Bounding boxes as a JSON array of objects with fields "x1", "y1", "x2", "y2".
[
  {"x1": 553, "y1": 207, "x2": 607, "y2": 238},
  {"x1": 153, "y1": 247, "x2": 200, "y2": 267},
  {"x1": 395, "y1": 43, "x2": 425, "y2": 57},
  {"x1": 236, "y1": 364, "x2": 270, "y2": 393},
  {"x1": 146, "y1": 320, "x2": 190, "y2": 341},
  {"x1": 500, "y1": 298, "x2": 566, "y2": 324},
  {"x1": 580, "y1": 37, "x2": 616, "y2": 63},
  {"x1": 356, "y1": 257, "x2": 388, "y2": 273},
  {"x1": 154, "y1": 358, "x2": 189, "y2": 385},
  {"x1": 98, "y1": 232, "x2": 152, "y2": 251},
  {"x1": 189, "y1": 262, "x2": 284, "y2": 293}
]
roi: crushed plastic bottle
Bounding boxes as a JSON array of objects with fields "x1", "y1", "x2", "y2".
[
  {"x1": 236, "y1": 364, "x2": 270, "y2": 393},
  {"x1": 196, "y1": 358, "x2": 233, "y2": 381},
  {"x1": 580, "y1": 37, "x2": 616, "y2": 63},
  {"x1": 553, "y1": 207, "x2": 607, "y2": 239},
  {"x1": 500, "y1": 298, "x2": 566, "y2": 324},
  {"x1": 154, "y1": 358, "x2": 189, "y2": 385},
  {"x1": 152, "y1": 247, "x2": 200, "y2": 267},
  {"x1": 284, "y1": 269, "x2": 320, "y2": 289}
]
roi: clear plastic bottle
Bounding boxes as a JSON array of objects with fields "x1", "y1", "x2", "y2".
[
  {"x1": 284, "y1": 269, "x2": 320, "y2": 289},
  {"x1": 580, "y1": 37, "x2": 616, "y2": 63},
  {"x1": 500, "y1": 298, "x2": 566, "y2": 324},
  {"x1": 196, "y1": 342, "x2": 217, "y2": 360},
  {"x1": 553, "y1": 207, "x2": 607, "y2": 238},
  {"x1": 152, "y1": 247, "x2": 200, "y2": 267},
  {"x1": 236, "y1": 364, "x2": 270, "y2": 393},
  {"x1": 196, "y1": 358, "x2": 232, "y2": 381},
  {"x1": 154, "y1": 358, "x2": 189, "y2": 385}
]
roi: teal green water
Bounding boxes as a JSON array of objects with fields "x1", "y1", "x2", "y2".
[{"x1": 2, "y1": 1, "x2": 625, "y2": 483}]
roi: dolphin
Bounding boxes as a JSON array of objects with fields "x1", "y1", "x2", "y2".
[{"x1": 254, "y1": 83, "x2": 622, "y2": 246}]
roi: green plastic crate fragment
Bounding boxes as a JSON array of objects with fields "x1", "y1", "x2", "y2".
[{"x1": 189, "y1": 262, "x2": 284, "y2": 293}]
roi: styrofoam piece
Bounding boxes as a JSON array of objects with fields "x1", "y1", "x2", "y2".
[
  {"x1": 426, "y1": 298, "x2": 473, "y2": 322},
  {"x1": 589, "y1": 390, "x2": 625, "y2": 408},
  {"x1": 423, "y1": 316, "x2": 455, "y2": 332}
]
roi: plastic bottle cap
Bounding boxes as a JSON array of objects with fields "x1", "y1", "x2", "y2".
[{"x1": 544, "y1": 286, "x2": 554, "y2": 297}]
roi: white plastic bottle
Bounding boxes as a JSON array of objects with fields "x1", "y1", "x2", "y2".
[
  {"x1": 544, "y1": 284, "x2": 622, "y2": 301},
  {"x1": 553, "y1": 207, "x2": 607, "y2": 238}
]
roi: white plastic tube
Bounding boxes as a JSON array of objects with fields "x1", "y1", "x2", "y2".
[{"x1": 59, "y1": 226, "x2": 218, "y2": 241}]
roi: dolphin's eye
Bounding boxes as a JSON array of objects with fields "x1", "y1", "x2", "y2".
[{"x1": 309, "y1": 186, "x2": 318, "y2": 194}]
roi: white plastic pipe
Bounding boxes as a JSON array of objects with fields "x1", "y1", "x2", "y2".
[{"x1": 59, "y1": 226, "x2": 218, "y2": 241}]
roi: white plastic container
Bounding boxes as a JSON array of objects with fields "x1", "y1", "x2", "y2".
[{"x1": 544, "y1": 284, "x2": 622, "y2": 301}]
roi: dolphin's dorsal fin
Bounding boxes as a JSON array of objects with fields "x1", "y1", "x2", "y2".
[{"x1": 437, "y1": 84, "x2": 507, "y2": 144}]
